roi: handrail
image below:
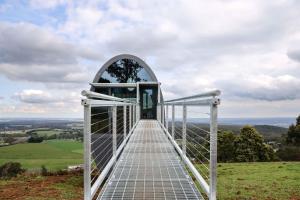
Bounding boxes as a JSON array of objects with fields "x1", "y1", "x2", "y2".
[
  {"x1": 90, "y1": 81, "x2": 160, "y2": 88},
  {"x1": 165, "y1": 90, "x2": 221, "y2": 103},
  {"x1": 81, "y1": 90, "x2": 134, "y2": 103}
]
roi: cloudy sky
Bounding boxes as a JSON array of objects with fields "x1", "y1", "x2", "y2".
[{"x1": 0, "y1": 0, "x2": 300, "y2": 118}]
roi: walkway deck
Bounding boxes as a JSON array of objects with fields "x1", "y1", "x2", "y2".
[{"x1": 98, "y1": 120, "x2": 203, "y2": 200}]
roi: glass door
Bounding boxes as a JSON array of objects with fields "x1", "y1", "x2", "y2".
[{"x1": 139, "y1": 85, "x2": 157, "y2": 119}]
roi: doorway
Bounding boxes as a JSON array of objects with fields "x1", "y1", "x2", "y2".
[{"x1": 139, "y1": 85, "x2": 157, "y2": 119}]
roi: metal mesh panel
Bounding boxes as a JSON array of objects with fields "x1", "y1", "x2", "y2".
[{"x1": 98, "y1": 120, "x2": 203, "y2": 200}]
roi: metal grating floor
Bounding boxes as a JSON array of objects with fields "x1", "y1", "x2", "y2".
[{"x1": 98, "y1": 120, "x2": 203, "y2": 200}]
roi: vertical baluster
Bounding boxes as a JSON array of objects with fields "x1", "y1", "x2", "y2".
[
  {"x1": 182, "y1": 105, "x2": 187, "y2": 156},
  {"x1": 161, "y1": 103, "x2": 164, "y2": 125},
  {"x1": 172, "y1": 105, "x2": 175, "y2": 139},
  {"x1": 112, "y1": 106, "x2": 117, "y2": 156},
  {"x1": 165, "y1": 105, "x2": 168, "y2": 129},
  {"x1": 129, "y1": 105, "x2": 132, "y2": 130},
  {"x1": 123, "y1": 105, "x2": 126, "y2": 138},
  {"x1": 133, "y1": 105, "x2": 136, "y2": 125}
]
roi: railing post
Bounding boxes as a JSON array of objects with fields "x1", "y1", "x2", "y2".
[
  {"x1": 129, "y1": 105, "x2": 132, "y2": 130},
  {"x1": 165, "y1": 105, "x2": 168, "y2": 129},
  {"x1": 136, "y1": 83, "x2": 140, "y2": 121},
  {"x1": 157, "y1": 83, "x2": 161, "y2": 122},
  {"x1": 133, "y1": 105, "x2": 136, "y2": 125},
  {"x1": 172, "y1": 105, "x2": 175, "y2": 139},
  {"x1": 112, "y1": 105, "x2": 117, "y2": 156},
  {"x1": 123, "y1": 105, "x2": 126, "y2": 138},
  {"x1": 209, "y1": 101, "x2": 218, "y2": 200},
  {"x1": 182, "y1": 105, "x2": 187, "y2": 156},
  {"x1": 161, "y1": 103, "x2": 164, "y2": 125},
  {"x1": 83, "y1": 101, "x2": 91, "y2": 200}
]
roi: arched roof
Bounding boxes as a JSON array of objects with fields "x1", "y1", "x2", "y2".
[{"x1": 92, "y1": 54, "x2": 158, "y2": 83}]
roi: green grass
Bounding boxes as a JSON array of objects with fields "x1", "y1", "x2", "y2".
[
  {"x1": 34, "y1": 129, "x2": 61, "y2": 137},
  {"x1": 196, "y1": 162, "x2": 300, "y2": 200},
  {"x1": 0, "y1": 140, "x2": 83, "y2": 170}
]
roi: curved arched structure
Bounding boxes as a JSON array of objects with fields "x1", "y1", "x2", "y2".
[
  {"x1": 92, "y1": 54, "x2": 158, "y2": 85},
  {"x1": 90, "y1": 54, "x2": 162, "y2": 120}
]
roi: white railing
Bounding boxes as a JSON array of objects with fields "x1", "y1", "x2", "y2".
[
  {"x1": 160, "y1": 90, "x2": 221, "y2": 200},
  {"x1": 81, "y1": 90, "x2": 138, "y2": 200},
  {"x1": 82, "y1": 89, "x2": 220, "y2": 200}
]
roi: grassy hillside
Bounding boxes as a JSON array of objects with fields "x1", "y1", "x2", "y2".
[
  {"x1": 0, "y1": 140, "x2": 83, "y2": 170},
  {"x1": 195, "y1": 162, "x2": 300, "y2": 200},
  {"x1": 0, "y1": 162, "x2": 298, "y2": 200}
]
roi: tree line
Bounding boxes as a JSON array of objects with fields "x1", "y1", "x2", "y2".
[{"x1": 217, "y1": 115, "x2": 300, "y2": 162}]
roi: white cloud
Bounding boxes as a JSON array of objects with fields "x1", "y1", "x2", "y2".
[
  {"x1": 13, "y1": 89, "x2": 81, "y2": 104},
  {"x1": 2, "y1": 0, "x2": 300, "y2": 117},
  {"x1": 217, "y1": 74, "x2": 300, "y2": 101},
  {"x1": 0, "y1": 22, "x2": 102, "y2": 84},
  {"x1": 29, "y1": 0, "x2": 70, "y2": 9},
  {"x1": 13, "y1": 89, "x2": 55, "y2": 104}
]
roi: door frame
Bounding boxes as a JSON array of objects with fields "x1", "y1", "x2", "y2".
[{"x1": 136, "y1": 82, "x2": 160, "y2": 120}]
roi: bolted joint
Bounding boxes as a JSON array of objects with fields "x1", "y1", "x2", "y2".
[
  {"x1": 212, "y1": 98, "x2": 221, "y2": 106},
  {"x1": 81, "y1": 99, "x2": 90, "y2": 106}
]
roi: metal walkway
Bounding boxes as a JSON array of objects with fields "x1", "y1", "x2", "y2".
[{"x1": 98, "y1": 120, "x2": 203, "y2": 200}]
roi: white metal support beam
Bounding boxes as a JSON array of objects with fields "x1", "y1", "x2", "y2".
[
  {"x1": 83, "y1": 103, "x2": 91, "y2": 200},
  {"x1": 209, "y1": 102, "x2": 218, "y2": 200}
]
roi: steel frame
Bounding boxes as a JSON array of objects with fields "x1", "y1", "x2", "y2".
[{"x1": 82, "y1": 89, "x2": 220, "y2": 200}]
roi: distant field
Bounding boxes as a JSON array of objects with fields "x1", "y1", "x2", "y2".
[
  {"x1": 31, "y1": 129, "x2": 62, "y2": 137},
  {"x1": 0, "y1": 140, "x2": 83, "y2": 170},
  {"x1": 195, "y1": 162, "x2": 300, "y2": 200}
]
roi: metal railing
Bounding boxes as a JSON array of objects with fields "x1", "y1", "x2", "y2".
[
  {"x1": 82, "y1": 89, "x2": 220, "y2": 200},
  {"x1": 159, "y1": 90, "x2": 221, "y2": 200},
  {"x1": 81, "y1": 90, "x2": 138, "y2": 200}
]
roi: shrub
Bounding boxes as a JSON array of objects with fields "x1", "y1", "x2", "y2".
[
  {"x1": 0, "y1": 162, "x2": 25, "y2": 178},
  {"x1": 276, "y1": 146, "x2": 300, "y2": 161},
  {"x1": 41, "y1": 165, "x2": 48, "y2": 176},
  {"x1": 28, "y1": 136, "x2": 44, "y2": 143}
]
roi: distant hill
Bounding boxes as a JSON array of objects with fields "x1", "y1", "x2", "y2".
[
  {"x1": 253, "y1": 125, "x2": 287, "y2": 141},
  {"x1": 182, "y1": 122, "x2": 288, "y2": 142},
  {"x1": 218, "y1": 124, "x2": 287, "y2": 141}
]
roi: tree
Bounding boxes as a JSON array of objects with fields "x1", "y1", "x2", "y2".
[
  {"x1": 276, "y1": 146, "x2": 300, "y2": 161},
  {"x1": 259, "y1": 143, "x2": 276, "y2": 161},
  {"x1": 28, "y1": 136, "x2": 44, "y2": 143},
  {"x1": 234, "y1": 126, "x2": 275, "y2": 162},
  {"x1": 106, "y1": 59, "x2": 145, "y2": 83},
  {"x1": 286, "y1": 115, "x2": 300, "y2": 145},
  {"x1": 217, "y1": 131, "x2": 236, "y2": 162}
]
